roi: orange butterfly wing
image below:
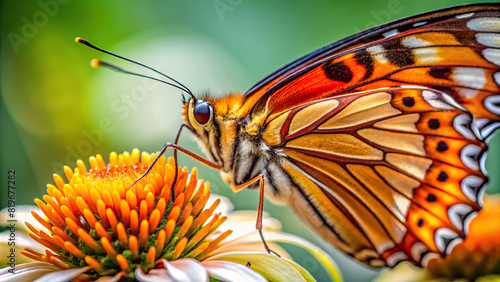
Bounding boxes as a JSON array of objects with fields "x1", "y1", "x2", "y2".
[
  {"x1": 244, "y1": 3, "x2": 499, "y2": 103},
  {"x1": 262, "y1": 87, "x2": 486, "y2": 266},
  {"x1": 245, "y1": 4, "x2": 500, "y2": 139},
  {"x1": 244, "y1": 3, "x2": 499, "y2": 267}
]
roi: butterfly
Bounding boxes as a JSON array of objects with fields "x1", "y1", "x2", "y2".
[{"x1": 78, "y1": 3, "x2": 500, "y2": 268}]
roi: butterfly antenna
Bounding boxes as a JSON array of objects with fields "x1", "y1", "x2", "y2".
[
  {"x1": 76, "y1": 37, "x2": 195, "y2": 99},
  {"x1": 90, "y1": 59, "x2": 191, "y2": 93}
]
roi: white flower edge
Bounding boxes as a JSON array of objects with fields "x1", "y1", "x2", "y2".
[
  {"x1": 261, "y1": 232, "x2": 342, "y2": 282},
  {"x1": 205, "y1": 251, "x2": 310, "y2": 282},
  {"x1": 0, "y1": 262, "x2": 80, "y2": 282},
  {"x1": 206, "y1": 230, "x2": 342, "y2": 282},
  {"x1": 135, "y1": 257, "x2": 268, "y2": 282},
  {"x1": 161, "y1": 258, "x2": 208, "y2": 282},
  {"x1": 0, "y1": 201, "x2": 339, "y2": 281},
  {"x1": 33, "y1": 266, "x2": 91, "y2": 282},
  {"x1": 201, "y1": 260, "x2": 267, "y2": 282},
  {"x1": 0, "y1": 206, "x2": 46, "y2": 232},
  {"x1": 135, "y1": 258, "x2": 209, "y2": 282},
  {"x1": 0, "y1": 231, "x2": 47, "y2": 265}
]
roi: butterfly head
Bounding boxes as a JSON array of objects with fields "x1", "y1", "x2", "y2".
[
  {"x1": 183, "y1": 93, "x2": 246, "y2": 168},
  {"x1": 183, "y1": 93, "x2": 246, "y2": 130}
]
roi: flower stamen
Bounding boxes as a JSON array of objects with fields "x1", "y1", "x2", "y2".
[
  {"x1": 19, "y1": 150, "x2": 236, "y2": 280},
  {"x1": 130, "y1": 209, "x2": 139, "y2": 235},
  {"x1": 145, "y1": 246, "x2": 156, "y2": 269},
  {"x1": 167, "y1": 237, "x2": 188, "y2": 260},
  {"x1": 164, "y1": 219, "x2": 176, "y2": 243},
  {"x1": 64, "y1": 241, "x2": 85, "y2": 259},
  {"x1": 155, "y1": 230, "x2": 167, "y2": 258},
  {"x1": 85, "y1": 256, "x2": 105, "y2": 273},
  {"x1": 101, "y1": 237, "x2": 117, "y2": 259},
  {"x1": 129, "y1": 235, "x2": 140, "y2": 261},
  {"x1": 120, "y1": 200, "x2": 131, "y2": 227},
  {"x1": 116, "y1": 254, "x2": 130, "y2": 273},
  {"x1": 20, "y1": 247, "x2": 43, "y2": 260},
  {"x1": 116, "y1": 223, "x2": 128, "y2": 249},
  {"x1": 139, "y1": 219, "x2": 149, "y2": 249}
]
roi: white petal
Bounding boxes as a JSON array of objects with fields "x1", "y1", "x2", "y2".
[
  {"x1": 206, "y1": 231, "x2": 342, "y2": 282},
  {"x1": 162, "y1": 258, "x2": 209, "y2": 282},
  {"x1": 0, "y1": 262, "x2": 56, "y2": 272},
  {"x1": 0, "y1": 262, "x2": 58, "y2": 282},
  {"x1": 205, "y1": 252, "x2": 307, "y2": 282},
  {"x1": 280, "y1": 258, "x2": 315, "y2": 282},
  {"x1": 252, "y1": 231, "x2": 342, "y2": 282},
  {"x1": 34, "y1": 266, "x2": 91, "y2": 282},
  {"x1": 201, "y1": 260, "x2": 267, "y2": 282},
  {"x1": 135, "y1": 268, "x2": 174, "y2": 282},
  {"x1": 0, "y1": 231, "x2": 46, "y2": 264},
  {"x1": 0, "y1": 206, "x2": 45, "y2": 233},
  {"x1": 0, "y1": 262, "x2": 59, "y2": 282},
  {"x1": 222, "y1": 210, "x2": 281, "y2": 229},
  {"x1": 0, "y1": 268, "x2": 56, "y2": 282}
]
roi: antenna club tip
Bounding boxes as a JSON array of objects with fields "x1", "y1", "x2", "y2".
[
  {"x1": 90, "y1": 59, "x2": 101, "y2": 68},
  {"x1": 75, "y1": 37, "x2": 85, "y2": 43}
]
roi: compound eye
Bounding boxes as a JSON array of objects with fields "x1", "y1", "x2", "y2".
[{"x1": 193, "y1": 101, "x2": 212, "y2": 125}]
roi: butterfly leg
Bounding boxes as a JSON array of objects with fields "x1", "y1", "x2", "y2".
[
  {"x1": 232, "y1": 174, "x2": 281, "y2": 257},
  {"x1": 131, "y1": 124, "x2": 223, "y2": 190}
]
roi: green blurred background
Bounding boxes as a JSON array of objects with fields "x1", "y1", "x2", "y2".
[{"x1": 1, "y1": 0, "x2": 498, "y2": 281}]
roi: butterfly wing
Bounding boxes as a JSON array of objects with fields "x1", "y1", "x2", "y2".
[
  {"x1": 245, "y1": 4, "x2": 500, "y2": 140},
  {"x1": 244, "y1": 3, "x2": 499, "y2": 101},
  {"x1": 262, "y1": 87, "x2": 486, "y2": 267},
  {"x1": 247, "y1": 4, "x2": 499, "y2": 267}
]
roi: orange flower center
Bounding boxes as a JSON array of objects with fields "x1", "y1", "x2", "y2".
[{"x1": 22, "y1": 149, "x2": 232, "y2": 280}]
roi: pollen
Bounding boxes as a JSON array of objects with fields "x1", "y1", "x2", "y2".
[{"x1": 21, "y1": 149, "x2": 231, "y2": 280}]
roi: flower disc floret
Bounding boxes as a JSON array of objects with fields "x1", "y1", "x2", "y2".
[{"x1": 23, "y1": 149, "x2": 231, "y2": 280}]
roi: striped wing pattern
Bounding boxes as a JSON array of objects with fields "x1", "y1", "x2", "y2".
[
  {"x1": 262, "y1": 87, "x2": 486, "y2": 266},
  {"x1": 247, "y1": 6, "x2": 500, "y2": 140},
  {"x1": 244, "y1": 4, "x2": 500, "y2": 103}
]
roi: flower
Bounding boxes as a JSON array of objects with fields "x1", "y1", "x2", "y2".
[
  {"x1": 0, "y1": 149, "x2": 341, "y2": 281},
  {"x1": 375, "y1": 194, "x2": 500, "y2": 282}
]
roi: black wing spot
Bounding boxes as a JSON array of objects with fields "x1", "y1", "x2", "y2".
[
  {"x1": 426, "y1": 193, "x2": 437, "y2": 202},
  {"x1": 322, "y1": 61, "x2": 353, "y2": 83},
  {"x1": 429, "y1": 66, "x2": 452, "y2": 79},
  {"x1": 403, "y1": 97, "x2": 415, "y2": 107},
  {"x1": 417, "y1": 218, "x2": 424, "y2": 227},
  {"x1": 436, "y1": 141, "x2": 448, "y2": 152},
  {"x1": 428, "y1": 119, "x2": 440, "y2": 129},
  {"x1": 437, "y1": 171, "x2": 449, "y2": 182}
]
